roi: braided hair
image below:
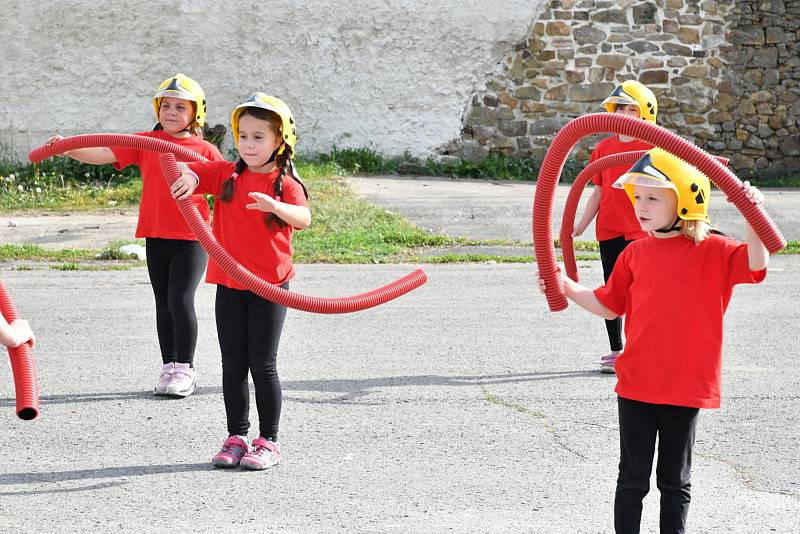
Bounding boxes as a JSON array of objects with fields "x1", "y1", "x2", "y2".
[{"x1": 220, "y1": 107, "x2": 307, "y2": 229}]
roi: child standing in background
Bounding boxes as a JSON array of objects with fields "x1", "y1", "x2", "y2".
[
  {"x1": 171, "y1": 93, "x2": 310, "y2": 470},
  {"x1": 47, "y1": 74, "x2": 224, "y2": 398},
  {"x1": 573, "y1": 80, "x2": 657, "y2": 373},
  {"x1": 541, "y1": 148, "x2": 769, "y2": 532}
]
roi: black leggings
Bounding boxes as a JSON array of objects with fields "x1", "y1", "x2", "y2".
[
  {"x1": 215, "y1": 284, "x2": 288, "y2": 440},
  {"x1": 145, "y1": 238, "x2": 207, "y2": 366},
  {"x1": 599, "y1": 236, "x2": 634, "y2": 352},
  {"x1": 615, "y1": 397, "x2": 699, "y2": 534}
]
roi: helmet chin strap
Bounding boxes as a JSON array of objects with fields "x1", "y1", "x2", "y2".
[{"x1": 654, "y1": 216, "x2": 682, "y2": 233}]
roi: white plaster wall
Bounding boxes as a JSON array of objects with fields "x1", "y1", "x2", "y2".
[{"x1": 0, "y1": 0, "x2": 542, "y2": 160}]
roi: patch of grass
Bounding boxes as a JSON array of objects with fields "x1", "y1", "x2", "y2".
[
  {"x1": 0, "y1": 156, "x2": 142, "y2": 210},
  {"x1": 778, "y1": 240, "x2": 800, "y2": 254},
  {"x1": 292, "y1": 174, "x2": 458, "y2": 263}
]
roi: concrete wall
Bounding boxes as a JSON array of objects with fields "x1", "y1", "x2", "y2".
[{"x1": 0, "y1": 0, "x2": 542, "y2": 160}]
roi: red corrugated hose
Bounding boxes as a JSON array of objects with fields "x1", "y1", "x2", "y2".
[
  {"x1": 159, "y1": 153, "x2": 427, "y2": 313},
  {"x1": 560, "y1": 151, "x2": 730, "y2": 283},
  {"x1": 0, "y1": 281, "x2": 39, "y2": 420},
  {"x1": 29, "y1": 133, "x2": 208, "y2": 164},
  {"x1": 30, "y1": 134, "x2": 427, "y2": 314},
  {"x1": 534, "y1": 113, "x2": 786, "y2": 311}
]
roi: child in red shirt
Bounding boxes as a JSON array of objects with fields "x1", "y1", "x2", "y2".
[
  {"x1": 573, "y1": 80, "x2": 657, "y2": 374},
  {"x1": 171, "y1": 93, "x2": 310, "y2": 471},
  {"x1": 47, "y1": 74, "x2": 224, "y2": 398},
  {"x1": 540, "y1": 148, "x2": 768, "y2": 532}
]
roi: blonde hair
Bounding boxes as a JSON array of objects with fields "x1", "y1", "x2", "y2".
[{"x1": 680, "y1": 219, "x2": 712, "y2": 244}]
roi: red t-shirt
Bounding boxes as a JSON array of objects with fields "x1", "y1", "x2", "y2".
[
  {"x1": 111, "y1": 130, "x2": 224, "y2": 240},
  {"x1": 594, "y1": 234, "x2": 766, "y2": 409},
  {"x1": 589, "y1": 135, "x2": 652, "y2": 242},
  {"x1": 187, "y1": 161, "x2": 308, "y2": 289}
]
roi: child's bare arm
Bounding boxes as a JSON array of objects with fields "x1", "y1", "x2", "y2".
[
  {"x1": 45, "y1": 135, "x2": 117, "y2": 165},
  {"x1": 537, "y1": 271, "x2": 618, "y2": 320},
  {"x1": 170, "y1": 163, "x2": 200, "y2": 201},
  {"x1": 739, "y1": 181, "x2": 769, "y2": 271},
  {"x1": 573, "y1": 186, "x2": 601, "y2": 237}
]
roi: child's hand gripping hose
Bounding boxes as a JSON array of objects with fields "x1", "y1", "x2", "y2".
[
  {"x1": 159, "y1": 153, "x2": 426, "y2": 313},
  {"x1": 560, "y1": 150, "x2": 730, "y2": 283},
  {"x1": 0, "y1": 281, "x2": 39, "y2": 420},
  {"x1": 534, "y1": 113, "x2": 786, "y2": 311}
]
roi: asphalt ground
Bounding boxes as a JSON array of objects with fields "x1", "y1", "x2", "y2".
[{"x1": 0, "y1": 176, "x2": 798, "y2": 533}]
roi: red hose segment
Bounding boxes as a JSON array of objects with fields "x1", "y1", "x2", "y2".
[
  {"x1": 29, "y1": 133, "x2": 208, "y2": 163},
  {"x1": 159, "y1": 153, "x2": 427, "y2": 314},
  {"x1": 560, "y1": 151, "x2": 730, "y2": 282},
  {"x1": 534, "y1": 113, "x2": 786, "y2": 312},
  {"x1": 0, "y1": 281, "x2": 39, "y2": 420}
]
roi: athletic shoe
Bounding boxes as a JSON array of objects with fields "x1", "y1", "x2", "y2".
[
  {"x1": 164, "y1": 363, "x2": 196, "y2": 397},
  {"x1": 240, "y1": 437, "x2": 282, "y2": 470},
  {"x1": 211, "y1": 436, "x2": 249, "y2": 468},
  {"x1": 600, "y1": 351, "x2": 619, "y2": 374},
  {"x1": 153, "y1": 362, "x2": 175, "y2": 396}
]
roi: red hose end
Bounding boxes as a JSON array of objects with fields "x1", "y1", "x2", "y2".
[{"x1": 18, "y1": 407, "x2": 39, "y2": 420}]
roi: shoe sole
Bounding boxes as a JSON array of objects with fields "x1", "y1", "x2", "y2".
[
  {"x1": 600, "y1": 366, "x2": 616, "y2": 374},
  {"x1": 240, "y1": 459, "x2": 279, "y2": 470},
  {"x1": 164, "y1": 380, "x2": 197, "y2": 398},
  {"x1": 211, "y1": 459, "x2": 240, "y2": 468}
]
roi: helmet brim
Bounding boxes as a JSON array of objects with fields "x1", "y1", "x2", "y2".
[
  {"x1": 612, "y1": 173, "x2": 676, "y2": 191},
  {"x1": 154, "y1": 89, "x2": 197, "y2": 103}
]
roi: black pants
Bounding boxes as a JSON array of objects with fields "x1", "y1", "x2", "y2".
[
  {"x1": 215, "y1": 284, "x2": 288, "y2": 439},
  {"x1": 599, "y1": 236, "x2": 634, "y2": 352},
  {"x1": 146, "y1": 238, "x2": 207, "y2": 366},
  {"x1": 615, "y1": 397, "x2": 699, "y2": 534}
]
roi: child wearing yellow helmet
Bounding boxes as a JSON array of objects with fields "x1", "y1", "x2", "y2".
[
  {"x1": 170, "y1": 93, "x2": 310, "y2": 471},
  {"x1": 45, "y1": 73, "x2": 224, "y2": 398},
  {"x1": 573, "y1": 79, "x2": 658, "y2": 374},
  {"x1": 539, "y1": 148, "x2": 769, "y2": 532}
]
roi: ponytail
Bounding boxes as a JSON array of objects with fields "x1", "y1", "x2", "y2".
[
  {"x1": 264, "y1": 144, "x2": 309, "y2": 229},
  {"x1": 220, "y1": 158, "x2": 248, "y2": 202}
]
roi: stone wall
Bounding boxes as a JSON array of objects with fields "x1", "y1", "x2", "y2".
[{"x1": 443, "y1": 0, "x2": 800, "y2": 176}]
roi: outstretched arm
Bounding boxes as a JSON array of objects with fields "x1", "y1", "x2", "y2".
[
  {"x1": 45, "y1": 135, "x2": 117, "y2": 165},
  {"x1": 538, "y1": 270, "x2": 618, "y2": 320}
]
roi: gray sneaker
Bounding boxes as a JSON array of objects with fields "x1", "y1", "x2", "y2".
[
  {"x1": 164, "y1": 363, "x2": 196, "y2": 397},
  {"x1": 600, "y1": 352, "x2": 619, "y2": 374},
  {"x1": 154, "y1": 362, "x2": 175, "y2": 395}
]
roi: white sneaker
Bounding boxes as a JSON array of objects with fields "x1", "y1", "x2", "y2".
[
  {"x1": 154, "y1": 362, "x2": 175, "y2": 396},
  {"x1": 165, "y1": 363, "x2": 196, "y2": 397}
]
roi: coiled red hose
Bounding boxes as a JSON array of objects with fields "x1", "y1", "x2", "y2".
[
  {"x1": 160, "y1": 153, "x2": 427, "y2": 313},
  {"x1": 29, "y1": 133, "x2": 208, "y2": 163},
  {"x1": 560, "y1": 151, "x2": 730, "y2": 282},
  {"x1": 0, "y1": 281, "x2": 39, "y2": 420},
  {"x1": 535, "y1": 113, "x2": 786, "y2": 311}
]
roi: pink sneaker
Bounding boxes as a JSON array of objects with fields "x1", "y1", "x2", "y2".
[
  {"x1": 165, "y1": 363, "x2": 196, "y2": 397},
  {"x1": 240, "y1": 437, "x2": 282, "y2": 470},
  {"x1": 212, "y1": 436, "x2": 249, "y2": 468},
  {"x1": 153, "y1": 362, "x2": 175, "y2": 396},
  {"x1": 600, "y1": 351, "x2": 619, "y2": 374}
]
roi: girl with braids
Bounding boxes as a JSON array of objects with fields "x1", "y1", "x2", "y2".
[
  {"x1": 47, "y1": 74, "x2": 224, "y2": 398},
  {"x1": 171, "y1": 93, "x2": 310, "y2": 470}
]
